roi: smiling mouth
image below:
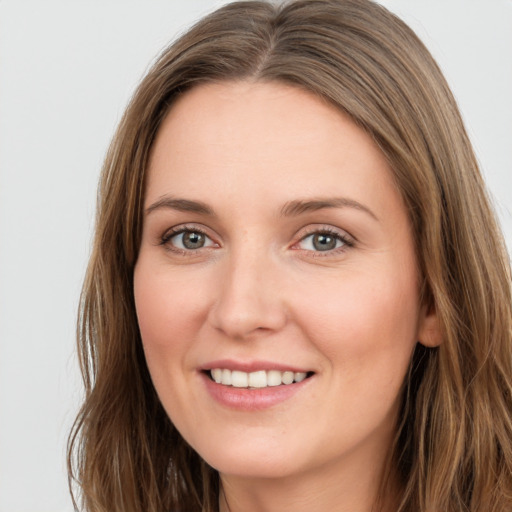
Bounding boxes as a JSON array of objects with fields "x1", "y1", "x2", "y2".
[{"x1": 206, "y1": 369, "x2": 314, "y2": 389}]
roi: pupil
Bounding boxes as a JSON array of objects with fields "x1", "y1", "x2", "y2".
[
  {"x1": 313, "y1": 233, "x2": 336, "y2": 251},
  {"x1": 183, "y1": 232, "x2": 204, "y2": 249}
]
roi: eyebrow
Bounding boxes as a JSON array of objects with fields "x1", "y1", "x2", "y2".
[
  {"x1": 145, "y1": 196, "x2": 214, "y2": 216},
  {"x1": 280, "y1": 197, "x2": 379, "y2": 221},
  {"x1": 145, "y1": 195, "x2": 378, "y2": 221}
]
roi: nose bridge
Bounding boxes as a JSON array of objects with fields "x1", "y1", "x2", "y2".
[{"x1": 209, "y1": 241, "x2": 286, "y2": 338}]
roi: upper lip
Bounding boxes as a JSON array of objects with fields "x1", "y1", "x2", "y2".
[{"x1": 200, "y1": 359, "x2": 312, "y2": 373}]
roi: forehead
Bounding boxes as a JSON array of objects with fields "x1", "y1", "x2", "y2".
[{"x1": 146, "y1": 81, "x2": 400, "y2": 219}]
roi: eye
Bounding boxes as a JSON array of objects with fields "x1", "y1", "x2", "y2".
[
  {"x1": 163, "y1": 228, "x2": 217, "y2": 251},
  {"x1": 296, "y1": 230, "x2": 352, "y2": 252}
]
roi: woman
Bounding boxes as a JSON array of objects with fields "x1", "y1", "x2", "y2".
[{"x1": 67, "y1": 1, "x2": 512, "y2": 511}]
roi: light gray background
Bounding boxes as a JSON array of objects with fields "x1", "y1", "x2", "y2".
[{"x1": 1, "y1": 1, "x2": 511, "y2": 511}]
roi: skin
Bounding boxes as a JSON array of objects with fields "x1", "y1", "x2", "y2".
[{"x1": 134, "y1": 81, "x2": 440, "y2": 512}]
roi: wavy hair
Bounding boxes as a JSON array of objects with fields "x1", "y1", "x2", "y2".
[{"x1": 68, "y1": 1, "x2": 512, "y2": 510}]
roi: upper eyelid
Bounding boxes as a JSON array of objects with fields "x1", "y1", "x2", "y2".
[
  {"x1": 291, "y1": 225, "x2": 356, "y2": 255},
  {"x1": 158, "y1": 223, "x2": 354, "y2": 247},
  {"x1": 295, "y1": 224, "x2": 355, "y2": 242},
  {"x1": 162, "y1": 223, "x2": 212, "y2": 238},
  {"x1": 159, "y1": 224, "x2": 217, "y2": 249},
  {"x1": 160, "y1": 226, "x2": 219, "y2": 255}
]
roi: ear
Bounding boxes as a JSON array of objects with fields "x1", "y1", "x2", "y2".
[{"x1": 417, "y1": 302, "x2": 443, "y2": 348}]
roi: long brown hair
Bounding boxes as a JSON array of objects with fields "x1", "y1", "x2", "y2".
[{"x1": 68, "y1": 1, "x2": 512, "y2": 510}]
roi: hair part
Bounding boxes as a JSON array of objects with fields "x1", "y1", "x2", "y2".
[{"x1": 68, "y1": 1, "x2": 512, "y2": 510}]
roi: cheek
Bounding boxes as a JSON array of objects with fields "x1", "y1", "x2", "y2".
[
  {"x1": 134, "y1": 261, "x2": 208, "y2": 352},
  {"x1": 295, "y1": 267, "x2": 420, "y2": 377},
  {"x1": 133, "y1": 260, "x2": 209, "y2": 420},
  {"x1": 133, "y1": 265, "x2": 199, "y2": 406}
]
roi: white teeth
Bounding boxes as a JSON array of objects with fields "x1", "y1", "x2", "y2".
[
  {"x1": 211, "y1": 368, "x2": 222, "y2": 383},
  {"x1": 282, "y1": 371, "x2": 294, "y2": 385},
  {"x1": 209, "y1": 368, "x2": 310, "y2": 388},
  {"x1": 221, "y1": 368, "x2": 232, "y2": 385},
  {"x1": 294, "y1": 372, "x2": 307, "y2": 382},
  {"x1": 267, "y1": 370, "x2": 282, "y2": 387},
  {"x1": 248, "y1": 370, "x2": 267, "y2": 388},
  {"x1": 231, "y1": 370, "x2": 248, "y2": 388}
]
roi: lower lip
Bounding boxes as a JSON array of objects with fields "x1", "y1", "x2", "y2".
[{"x1": 201, "y1": 372, "x2": 312, "y2": 411}]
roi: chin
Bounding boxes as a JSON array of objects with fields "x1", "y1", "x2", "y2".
[
  {"x1": 193, "y1": 439, "x2": 306, "y2": 480},
  {"x1": 211, "y1": 457, "x2": 299, "y2": 480}
]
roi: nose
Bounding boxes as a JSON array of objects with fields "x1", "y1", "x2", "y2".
[{"x1": 207, "y1": 250, "x2": 288, "y2": 340}]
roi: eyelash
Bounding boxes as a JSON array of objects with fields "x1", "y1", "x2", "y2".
[
  {"x1": 160, "y1": 225, "x2": 216, "y2": 255},
  {"x1": 159, "y1": 225, "x2": 355, "y2": 256},
  {"x1": 293, "y1": 227, "x2": 354, "y2": 256}
]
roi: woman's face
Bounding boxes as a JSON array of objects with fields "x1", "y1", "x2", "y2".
[{"x1": 134, "y1": 81, "x2": 435, "y2": 483}]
